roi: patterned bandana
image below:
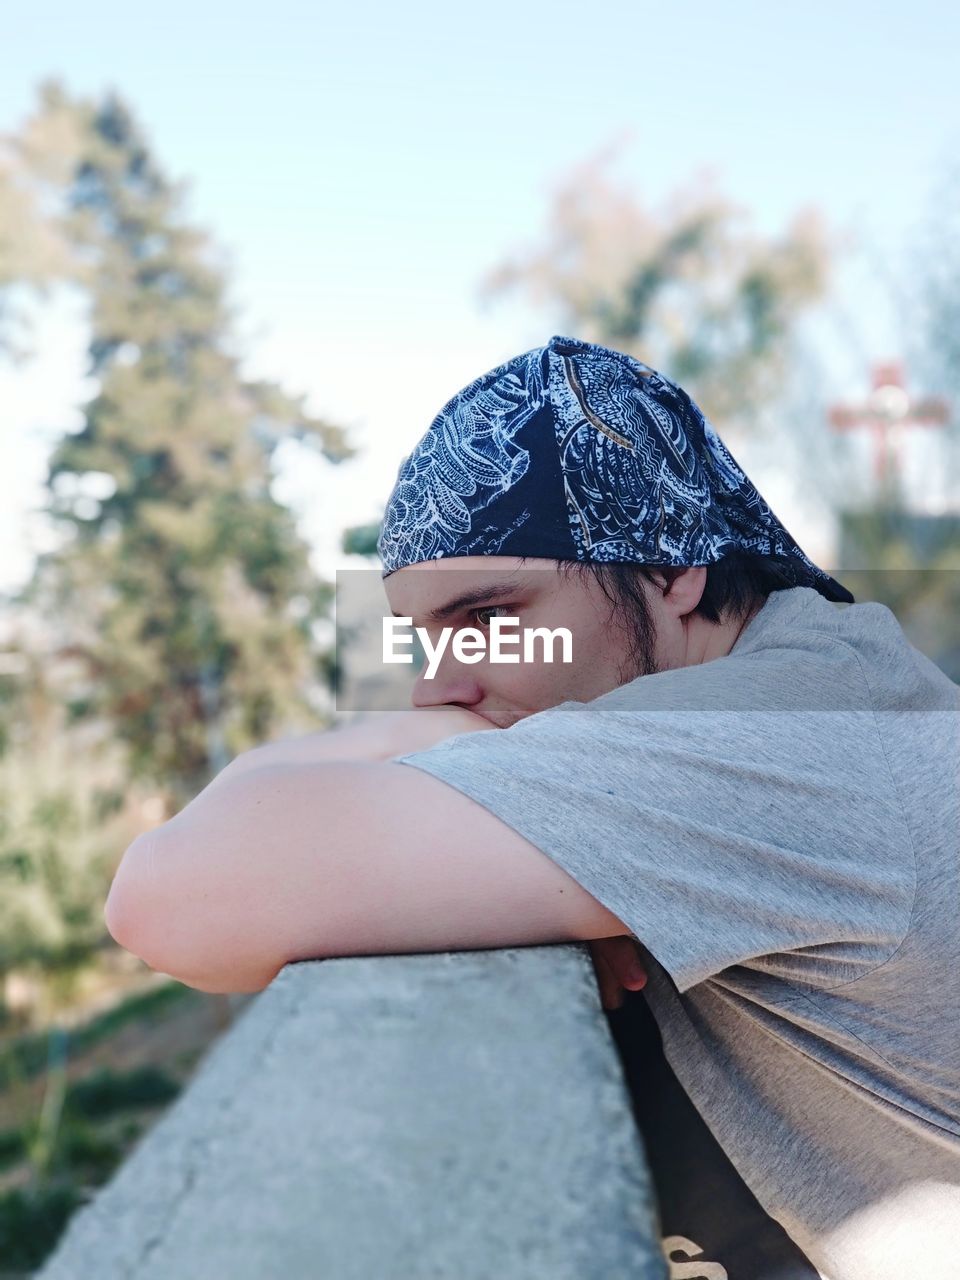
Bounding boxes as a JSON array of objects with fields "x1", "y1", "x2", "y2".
[{"x1": 377, "y1": 333, "x2": 854, "y2": 604}]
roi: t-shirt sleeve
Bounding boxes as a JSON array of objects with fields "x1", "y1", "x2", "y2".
[{"x1": 390, "y1": 682, "x2": 915, "y2": 993}]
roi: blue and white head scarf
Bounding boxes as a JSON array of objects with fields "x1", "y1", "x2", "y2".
[{"x1": 378, "y1": 333, "x2": 853, "y2": 604}]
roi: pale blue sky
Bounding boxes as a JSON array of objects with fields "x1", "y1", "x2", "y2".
[{"x1": 2, "y1": 0, "x2": 957, "y2": 595}]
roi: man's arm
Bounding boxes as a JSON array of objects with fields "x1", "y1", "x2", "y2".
[
  {"x1": 104, "y1": 759, "x2": 633, "y2": 994},
  {"x1": 104, "y1": 707, "x2": 634, "y2": 994},
  {"x1": 168, "y1": 706, "x2": 493, "y2": 815}
]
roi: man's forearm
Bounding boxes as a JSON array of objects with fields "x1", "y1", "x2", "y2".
[
  {"x1": 147, "y1": 706, "x2": 496, "y2": 832},
  {"x1": 213, "y1": 716, "x2": 403, "y2": 783},
  {"x1": 218, "y1": 706, "x2": 492, "y2": 777}
]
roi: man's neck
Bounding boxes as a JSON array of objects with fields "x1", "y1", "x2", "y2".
[{"x1": 692, "y1": 597, "x2": 764, "y2": 666}]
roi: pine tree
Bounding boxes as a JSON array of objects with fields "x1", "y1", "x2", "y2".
[
  {"x1": 0, "y1": 107, "x2": 75, "y2": 358},
  {"x1": 12, "y1": 83, "x2": 354, "y2": 813}
]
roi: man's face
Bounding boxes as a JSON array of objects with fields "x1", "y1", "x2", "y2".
[{"x1": 382, "y1": 556, "x2": 665, "y2": 728}]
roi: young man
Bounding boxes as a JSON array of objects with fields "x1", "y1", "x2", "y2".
[{"x1": 106, "y1": 334, "x2": 959, "y2": 1280}]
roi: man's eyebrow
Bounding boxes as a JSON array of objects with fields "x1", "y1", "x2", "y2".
[{"x1": 392, "y1": 579, "x2": 525, "y2": 623}]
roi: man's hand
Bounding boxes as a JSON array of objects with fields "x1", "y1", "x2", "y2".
[{"x1": 588, "y1": 935, "x2": 648, "y2": 1011}]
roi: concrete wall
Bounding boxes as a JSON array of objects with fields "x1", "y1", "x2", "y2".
[{"x1": 38, "y1": 944, "x2": 667, "y2": 1280}]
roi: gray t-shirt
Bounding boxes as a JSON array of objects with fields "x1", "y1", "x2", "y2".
[{"x1": 393, "y1": 585, "x2": 960, "y2": 1280}]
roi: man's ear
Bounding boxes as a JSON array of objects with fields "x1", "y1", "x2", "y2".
[{"x1": 659, "y1": 565, "x2": 707, "y2": 615}]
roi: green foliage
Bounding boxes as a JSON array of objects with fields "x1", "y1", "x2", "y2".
[
  {"x1": 0, "y1": 93, "x2": 77, "y2": 359},
  {"x1": 5, "y1": 82, "x2": 356, "y2": 806},
  {"x1": 51, "y1": 1114, "x2": 122, "y2": 1182},
  {"x1": 0, "y1": 735, "x2": 120, "y2": 976},
  {"x1": 0, "y1": 1100, "x2": 148, "y2": 1268},
  {"x1": 0, "y1": 1008, "x2": 188, "y2": 1270},
  {"x1": 839, "y1": 507, "x2": 960, "y2": 681},
  {"x1": 65, "y1": 1064, "x2": 180, "y2": 1119},
  {"x1": 6, "y1": 1065, "x2": 179, "y2": 1182},
  {"x1": 0, "y1": 1113, "x2": 127, "y2": 1185},
  {"x1": 0, "y1": 1126, "x2": 23, "y2": 1171},
  {"x1": 0, "y1": 1183, "x2": 83, "y2": 1270},
  {"x1": 0, "y1": 980, "x2": 195, "y2": 1091},
  {"x1": 341, "y1": 521, "x2": 381, "y2": 558}
]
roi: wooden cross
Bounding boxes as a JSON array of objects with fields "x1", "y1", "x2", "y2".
[{"x1": 829, "y1": 362, "x2": 950, "y2": 489}]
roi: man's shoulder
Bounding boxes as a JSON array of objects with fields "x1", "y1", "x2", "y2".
[{"x1": 594, "y1": 586, "x2": 943, "y2": 717}]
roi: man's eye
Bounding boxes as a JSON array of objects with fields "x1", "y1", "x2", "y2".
[{"x1": 471, "y1": 605, "x2": 516, "y2": 628}]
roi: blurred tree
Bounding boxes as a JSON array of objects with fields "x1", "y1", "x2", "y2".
[
  {"x1": 906, "y1": 158, "x2": 960, "y2": 536},
  {"x1": 0, "y1": 647, "x2": 28, "y2": 761},
  {"x1": 906, "y1": 159, "x2": 960, "y2": 421},
  {"x1": 479, "y1": 140, "x2": 835, "y2": 432},
  {"x1": 345, "y1": 144, "x2": 836, "y2": 560},
  {"x1": 0, "y1": 670, "x2": 135, "y2": 986},
  {"x1": 832, "y1": 161, "x2": 960, "y2": 680},
  {"x1": 0, "y1": 113, "x2": 77, "y2": 359},
  {"x1": 5, "y1": 83, "x2": 354, "y2": 812},
  {"x1": 340, "y1": 521, "x2": 380, "y2": 558}
]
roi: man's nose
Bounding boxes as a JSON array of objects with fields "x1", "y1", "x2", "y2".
[{"x1": 411, "y1": 653, "x2": 484, "y2": 709}]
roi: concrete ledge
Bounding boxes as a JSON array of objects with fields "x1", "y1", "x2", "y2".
[{"x1": 39, "y1": 944, "x2": 667, "y2": 1279}]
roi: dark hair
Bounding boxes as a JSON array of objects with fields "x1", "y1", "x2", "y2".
[{"x1": 558, "y1": 552, "x2": 801, "y2": 676}]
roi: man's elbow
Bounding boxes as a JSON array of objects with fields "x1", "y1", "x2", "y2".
[
  {"x1": 103, "y1": 832, "x2": 279, "y2": 994},
  {"x1": 104, "y1": 833, "x2": 158, "y2": 959}
]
